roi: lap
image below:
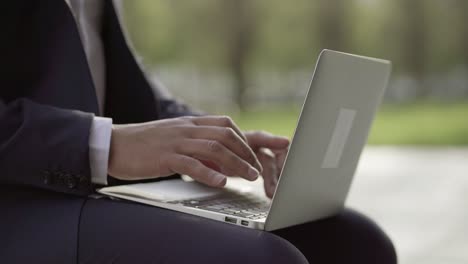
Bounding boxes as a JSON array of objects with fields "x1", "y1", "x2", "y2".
[
  {"x1": 79, "y1": 198, "x2": 307, "y2": 264},
  {"x1": 1, "y1": 187, "x2": 396, "y2": 264},
  {"x1": 80, "y1": 198, "x2": 396, "y2": 264}
]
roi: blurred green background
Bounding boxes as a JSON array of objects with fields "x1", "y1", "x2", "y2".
[{"x1": 120, "y1": 0, "x2": 468, "y2": 145}]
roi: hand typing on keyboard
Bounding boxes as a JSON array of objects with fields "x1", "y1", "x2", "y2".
[
  {"x1": 107, "y1": 115, "x2": 289, "y2": 198},
  {"x1": 244, "y1": 131, "x2": 290, "y2": 198},
  {"x1": 108, "y1": 116, "x2": 263, "y2": 187}
]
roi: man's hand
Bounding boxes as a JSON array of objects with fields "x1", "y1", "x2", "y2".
[
  {"x1": 108, "y1": 116, "x2": 263, "y2": 187},
  {"x1": 244, "y1": 131, "x2": 290, "y2": 198}
]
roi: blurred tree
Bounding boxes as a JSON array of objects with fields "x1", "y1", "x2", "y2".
[
  {"x1": 315, "y1": 0, "x2": 349, "y2": 51},
  {"x1": 121, "y1": 0, "x2": 468, "y2": 105},
  {"x1": 458, "y1": 0, "x2": 468, "y2": 96},
  {"x1": 458, "y1": 0, "x2": 468, "y2": 68},
  {"x1": 221, "y1": 0, "x2": 257, "y2": 111},
  {"x1": 399, "y1": 0, "x2": 427, "y2": 96}
]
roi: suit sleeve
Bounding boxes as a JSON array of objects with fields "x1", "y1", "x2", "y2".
[{"x1": 0, "y1": 98, "x2": 95, "y2": 196}]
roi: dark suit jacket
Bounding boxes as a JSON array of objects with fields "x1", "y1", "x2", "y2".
[{"x1": 0, "y1": 0, "x2": 194, "y2": 196}]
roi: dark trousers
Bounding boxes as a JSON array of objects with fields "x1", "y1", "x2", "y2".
[{"x1": 1, "y1": 187, "x2": 396, "y2": 264}]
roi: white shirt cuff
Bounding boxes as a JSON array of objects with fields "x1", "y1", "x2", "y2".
[{"x1": 89, "y1": 116, "x2": 113, "y2": 185}]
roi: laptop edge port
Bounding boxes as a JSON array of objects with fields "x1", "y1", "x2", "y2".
[
  {"x1": 240, "y1": 220, "x2": 249, "y2": 226},
  {"x1": 224, "y1": 217, "x2": 237, "y2": 224}
]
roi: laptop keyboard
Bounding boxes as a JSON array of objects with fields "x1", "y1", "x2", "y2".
[{"x1": 173, "y1": 193, "x2": 270, "y2": 220}]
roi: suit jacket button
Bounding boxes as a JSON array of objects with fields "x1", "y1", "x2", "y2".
[
  {"x1": 64, "y1": 175, "x2": 77, "y2": 189},
  {"x1": 42, "y1": 170, "x2": 53, "y2": 185},
  {"x1": 78, "y1": 175, "x2": 90, "y2": 186}
]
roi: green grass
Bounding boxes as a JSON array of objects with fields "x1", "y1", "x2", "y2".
[{"x1": 231, "y1": 102, "x2": 468, "y2": 145}]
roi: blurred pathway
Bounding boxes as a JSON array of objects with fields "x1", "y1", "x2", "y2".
[{"x1": 348, "y1": 147, "x2": 468, "y2": 264}]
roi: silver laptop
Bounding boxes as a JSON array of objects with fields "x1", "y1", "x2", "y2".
[{"x1": 99, "y1": 50, "x2": 392, "y2": 231}]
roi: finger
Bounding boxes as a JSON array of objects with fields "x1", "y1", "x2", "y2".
[
  {"x1": 200, "y1": 160, "x2": 222, "y2": 173},
  {"x1": 272, "y1": 148, "x2": 288, "y2": 172},
  {"x1": 191, "y1": 115, "x2": 247, "y2": 142},
  {"x1": 245, "y1": 131, "x2": 290, "y2": 150},
  {"x1": 257, "y1": 148, "x2": 277, "y2": 198},
  {"x1": 184, "y1": 126, "x2": 262, "y2": 172},
  {"x1": 167, "y1": 154, "x2": 227, "y2": 187},
  {"x1": 178, "y1": 139, "x2": 260, "y2": 181}
]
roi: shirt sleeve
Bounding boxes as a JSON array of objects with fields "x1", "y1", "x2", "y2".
[{"x1": 89, "y1": 116, "x2": 113, "y2": 185}]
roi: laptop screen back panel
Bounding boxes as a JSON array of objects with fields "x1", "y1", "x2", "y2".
[{"x1": 265, "y1": 50, "x2": 391, "y2": 231}]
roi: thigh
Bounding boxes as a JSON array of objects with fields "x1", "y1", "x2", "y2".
[
  {"x1": 273, "y1": 209, "x2": 397, "y2": 264},
  {"x1": 78, "y1": 198, "x2": 308, "y2": 264},
  {"x1": 0, "y1": 186, "x2": 85, "y2": 264}
]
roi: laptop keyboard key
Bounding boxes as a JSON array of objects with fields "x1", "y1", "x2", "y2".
[{"x1": 176, "y1": 192, "x2": 270, "y2": 220}]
